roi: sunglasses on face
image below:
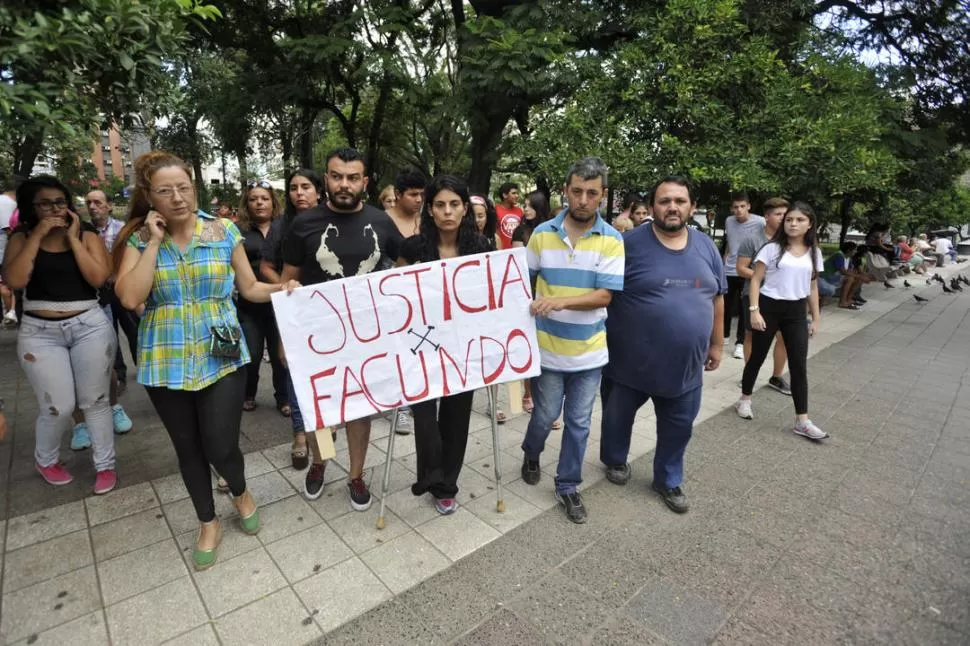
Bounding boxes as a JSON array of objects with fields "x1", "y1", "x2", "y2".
[{"x1": 247, "y1": 179, "x2": 273, "y2": 190}]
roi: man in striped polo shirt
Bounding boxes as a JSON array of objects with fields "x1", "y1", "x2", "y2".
[{"x1": 521, "y1": 156, "x2": 625, "y2": 524}]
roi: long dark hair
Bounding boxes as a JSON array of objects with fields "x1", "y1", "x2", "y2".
[
  {"x1": 522, "y1": 191, "x2": 550, "y2": 230},
  {"x1": 416, "y1": 175, "x2": 487, "y2": 258},
  {"x1": 470, "y1": 194, "x2": 498, "y2": 243},
  {"x1": 769, "y1": 201, "x2": 819, "y2": 277},
  {"x1": 15, "y1": 175, "x2": 74, "y2": 232},
  {"x1": 238, "y1": 182, "x2": 282, "y2": 232}
]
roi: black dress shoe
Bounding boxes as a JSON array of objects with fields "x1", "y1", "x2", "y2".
[{"x1": 521, "y1": 456, "x2": 541, "y2": 485}]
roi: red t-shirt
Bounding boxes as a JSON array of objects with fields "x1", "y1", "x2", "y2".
[{"x1": 495, "y1": 205, "x2": 523, "y2": 249}]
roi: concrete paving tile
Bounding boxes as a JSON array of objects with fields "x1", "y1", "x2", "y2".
[
  {"x1": 151, "y1": 472, "x2": 191, "y2": 505},
  {"x1": 242, "y1": 450, "x2": 276, "y2": 479},
  {"x1": 85, "y1": 481, "x2": 158, "y2": 526},
  {"x1": 321, "y1": 597, "x2": 438, "y2": 646},
  {"x1": 656, "y1": 548, "x2": 760, "y2": 612},
  {"x1": 414, "y1": 507, "x2": 501, "y2": 561},
  {"x1": 304, "y1": 487, "x2": 356, "y2": 522},
  {"x1": 246, "y1": 470, "x2": 298, "y2": 506},
  {"x1": 455, "y1": 464, "x2": 500, "y2": 505},
  {"x1": 736, "y1": 581, "x2": 860, "y2": 645},
  {"x1": 3, "y1": 529, "x2": 93, "y2": 593},
  {"x1": 559, "y1": 545, "x2": 656, "y2": 607},
  {"x1": 584, "y1": 615, "x2": 669, "y2": 646},
  {"x1": 265, "y1": 523, "x2": 353, "y2": 583},
  {"x1": 381, "y1": 487, "x2": 441, "y2": 527},
  {"x1": 160, "y1": 624, "x2": 219, "y2": 645},
  {"x1": 163, "y1": 494, "x2": 237, "y2": 536},
  {"x1": 359, "y1": 530, "x2": 451, "y2": 594},
  {"x1": 90, "y1": 507, "x2": 171, "y2": 561},
  {"x1": 464, "y1": 487, "x2": 543, "y2": 534},
  {"x1": 215, "y1": 587, "x2": 321, "y2": 646},
  {"x1": 4, "y1": 500, "x2": 87, "y2": 552},
  {"x1": 293, "y1": 556, "x2": 392, "y2": 632},
  {"x1": 327, "y1": 504, "x2": 409, "y2": 554},
  {"x1": 396, "y1": 562, "x2": 503, "y2": 643},
  {"x1": 175, "y1": 521, "x2": 261, "y2": 568},
  {"x1": 105, "y1": 576, "x2": 208, "y2": 646},
  {"x1": 252, "y1": 494, "x2": 321, "y2": 545},
  {"x1": 504, "y1": 477, "x2": 559, "y2": 511},
  {"x1": 192, "y1": 547, "x2": 287, "y2": 618},
  {"x1": 624, "y1": 576, "x2": 728, "y2": 645},
  {"x1": 452, "y1": 609, "x2": 553, "y2": 646},
  {"x1": 98, "y1": 538, "x2": 187, "y2": 605},
  {"x1": 510, "y1": 571, "x2": 613, "y2": 645},
  {"x1": 0, "y1": 565, "x2": 102, "y2": 643},
  {"x1": 710, "y1": 618, "x2": 777, "y2": 646},
  {"x1": 9, "y1": 610, "x2": 107, "y2": 646}
]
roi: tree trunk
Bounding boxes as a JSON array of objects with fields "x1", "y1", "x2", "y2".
[
  {"x1": 466, "y1": 116, "x2": 509, "y2": 195},
  {"x1": 839, "y1": 195, "x2": 852, "y2": 246},
  {"x1": 298, "y1": 107, "x2": 317, "y2": 169},
  {"x1": 281, "y1": 122, "x2": 293, "y2": 175},
  {"x1": 236, "y1": 152, "x2": 249, "y2": 191},
  {"x1": 365, "y1": 63, "x2": 398, "y2": 200},
  {"x1": 14, "y1": 128, "x2": 45, "y2": 178}
]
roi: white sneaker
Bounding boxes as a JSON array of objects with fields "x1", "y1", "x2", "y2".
[
  {"x1": 732, "y1": 344, "x2": 744, "y2": 359},
  {"x1": 735, "y1": 399, "x2": 753, "y2": 419},
  {"x1": 793, "y1": 420, "x2": 828, "y2": 440},
  {"x1": 2, "y1": 310, "x2": 16, "y2": 326},
  {"x1": 394, "y1": 408, "x2": 413, "y2": 435}
]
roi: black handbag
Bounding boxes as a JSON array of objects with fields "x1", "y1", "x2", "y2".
[{"x1": 210, "y1": 324, "x2": 242, "y2": 358}]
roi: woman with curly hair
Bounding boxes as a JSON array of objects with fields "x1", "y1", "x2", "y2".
[{"x1": 396, "y1": 175, "x2": 492, "y2": 515}]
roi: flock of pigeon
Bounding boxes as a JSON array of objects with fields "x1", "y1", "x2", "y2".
[{"x1": 890, "y1": 273, "x2": 970, "y2": 303}]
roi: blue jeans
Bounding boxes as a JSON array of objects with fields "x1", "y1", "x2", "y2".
[
  {"x1": 817, "y1": 276, "x2": 840, "y2": 297},
  {"x1": 600, "y1": 378, "x2": 702, "y2": 489},
  {"x1": 18, "y1": 308, "x2": 117, "y2": 471},
  {"x1": 286, "y1": 373, "x2": 305, "y2": 434},
  {"x1": 521, "y1": 367, "x2": 601, "y2": 495}
]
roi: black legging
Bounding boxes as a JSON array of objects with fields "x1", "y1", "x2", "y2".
[
  {"x1": 410, "y1": 390, "x2": 475, "y2": 499},
  {"x1": 238, "y1": 301, "x2": 286, "y2": 406},
  {"x1": 146, "y1": 368, "x2": 247, "y2": 522},
  {"x1": 741, "y1": 295, "x2": 809, "y2": 414},
  {"x1": 723, "y1": 276, "x2": 746, "y2": 346}
]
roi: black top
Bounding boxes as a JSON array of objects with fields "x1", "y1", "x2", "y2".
[
  {"x1": 239, "y1": 223, "x2": 273, "y2": 309},
  {"x1": 259, "y1": 218, "x2": 285, "y2": 272},
  {"x1": 398, "y1": 232, "x2": 494, "y2": 264},
  {"x1": 25, "y1": 224, "x2": 99, "y2": 304},
  {"x1": 511, "y1": 221, "x2": 537, "y2": 246},
  {"x1": 281, "y1": 203, "x2": 403, "y2": 285}
]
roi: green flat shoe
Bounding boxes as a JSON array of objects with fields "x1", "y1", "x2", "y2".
[
  {"x1": 192, "y1": 546, "x2": 218, "y2": 571},
  {"x1": 239, "y1": 508, "x2": 260, "y2": 535}
]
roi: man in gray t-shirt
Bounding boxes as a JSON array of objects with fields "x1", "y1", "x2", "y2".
[
  {"x1": 722, "y1": 192, "x2": 764, "y2": 357},
  {"x1": 735, "y1": 197, "x2": 789, "y2": 395}
]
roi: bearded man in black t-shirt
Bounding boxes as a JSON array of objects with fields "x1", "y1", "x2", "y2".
[{"x1": 281, "y1": 148, "x2": 403, "y2": 509}]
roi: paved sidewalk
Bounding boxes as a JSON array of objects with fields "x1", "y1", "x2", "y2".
[{"x1": 1, "y1": 264, "x2": 968, "y2": 644}]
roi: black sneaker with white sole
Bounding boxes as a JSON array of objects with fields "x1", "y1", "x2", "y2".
[
  {"x1": 521, "y1": 456, "x2": 541, "y2": 485},
  {"x1": 348, "y1": 477, "x2": 372, "y2": 511},
  {"x1": 605, "y1": 463, "x2": 631, "y2": 485},
  {"x1": 304, "y1": 462, "x2": 326, "y2": 500},
  {"x1": 555, "y1": 491, "x2": 588, "y2": 524},
  {"x1": 768, "y1": 376, "x2": 792, "y2": 396}
]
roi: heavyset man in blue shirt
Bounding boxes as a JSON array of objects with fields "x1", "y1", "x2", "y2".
[{"x1": 600, "y1": 176, "x2": 727, "y2": 513}]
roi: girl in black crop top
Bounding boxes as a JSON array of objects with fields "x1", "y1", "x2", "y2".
[{"x1": 0, "y1": 175, "x2": 119, "y2": 494}]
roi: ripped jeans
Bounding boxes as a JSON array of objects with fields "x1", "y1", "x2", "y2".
[{"x1": 18, "y1": 307, "x2": 117, "y2": 471}]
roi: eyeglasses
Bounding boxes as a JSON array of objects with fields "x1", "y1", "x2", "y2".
[
  {"x1": 247, "y1": 179, "x2": 273, "y2": 190},
  {"x1": 34, "y1": 199, "x2": 69, "y2": 212},
  {"x1": 151, "y1": 185, "x2": 194, "y2": 199}
]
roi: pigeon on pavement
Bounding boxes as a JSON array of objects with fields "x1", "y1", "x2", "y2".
[{"x1": 914, "y1": 294, "x2": 928, "y2": 303}]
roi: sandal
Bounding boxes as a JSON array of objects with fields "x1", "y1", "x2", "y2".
[
  {"x1": 522, "y1": 395, "x2": 534, "y2": 413},
  {"x1": 242, "y1": 399, "x2": 257, "y2": 412},
  {"x1": 291, "y1": 439, "x2": 309, "y2": 471},
  {"x1": 278, "y1": 402, "x2": 291, "y2": 418},
  {"x1": 551, "y1": 419, "x2": 563, "y2": 430},
  {"x1": 837, "y1": 303, "x2": 860, "y2": 310}
]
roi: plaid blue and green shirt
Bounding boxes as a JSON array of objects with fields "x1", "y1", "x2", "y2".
[{"x1": 128, "y1": 211, "x2": 250, "y2": 390}]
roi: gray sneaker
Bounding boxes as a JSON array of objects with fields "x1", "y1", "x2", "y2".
[
  {"x1": 555, "y1": 491, "x2": 588, "y2": 524},
  {"x1": 793, "y1": 420, "x2": 828, "y2": 440},
  {"x1": 652, "y1": 483, "x2": 689, "y2": 513},
  {"x1": 394, "y1": 408, "x2": 413, "y2": 435},
  {"x1": 605, "y1": 463, "x2": 631, "y2": 485}
]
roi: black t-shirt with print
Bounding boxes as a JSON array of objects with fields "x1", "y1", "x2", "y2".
[{"x1": 281, "y1": 203, "x2": 403, "y2": 285}]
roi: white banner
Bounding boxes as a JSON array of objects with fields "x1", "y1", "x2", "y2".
[{"x1": 272, "y1": 247, "x2": 541, "y2": 430}]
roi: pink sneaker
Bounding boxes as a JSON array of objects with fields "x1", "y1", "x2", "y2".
[
  {"x1": 36, "y1": 462, "x2": 73, "y2": 486},
  {"x1": 94, "y1": 469, "x2": 117, "y2": 495}
]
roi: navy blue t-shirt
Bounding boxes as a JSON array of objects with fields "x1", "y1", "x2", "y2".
[{"x1": 604, "y1": 225, "x2": 727, "y2": 398}]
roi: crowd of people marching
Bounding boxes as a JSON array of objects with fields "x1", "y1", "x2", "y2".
[{"x1": 1, "y1": 147, "x2": 945, "y2": 568}]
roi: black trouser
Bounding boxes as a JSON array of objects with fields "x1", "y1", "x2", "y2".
[
  {"x1": 146, "y1": 369, "x2": 247, "y2": 522},
  {"x1": 110, "y1": 295, "x2": 139, "y2": 382},
  {"x1": 410, "y1": 390, "x2": 475, "y2": 499},
  {"x1": 742, "y1": 295, "x2": 809, "y2": 414},
  {"x1": 723, "y1": 275, "x2": 746, "y2": 345},
  {"x1": 238, "y1": 302, "x2": 286, "y2": 406}
]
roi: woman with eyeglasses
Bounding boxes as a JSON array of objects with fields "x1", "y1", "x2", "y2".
[
  {"x1": 397, "y1": 175, "x2": 493, "y2": 514},
  {"x1": 258, "y1": 168, "x2": 324, "y2": 470},
  {"x1": 237, "y1": 180, "x2": 288, "y2": 415},
  {"x1": 1, "y1": 176, "x2": 118, "y2": 494},
  {"x1": 113, "y1": 152, "x2": 299, "y2": 570}
]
